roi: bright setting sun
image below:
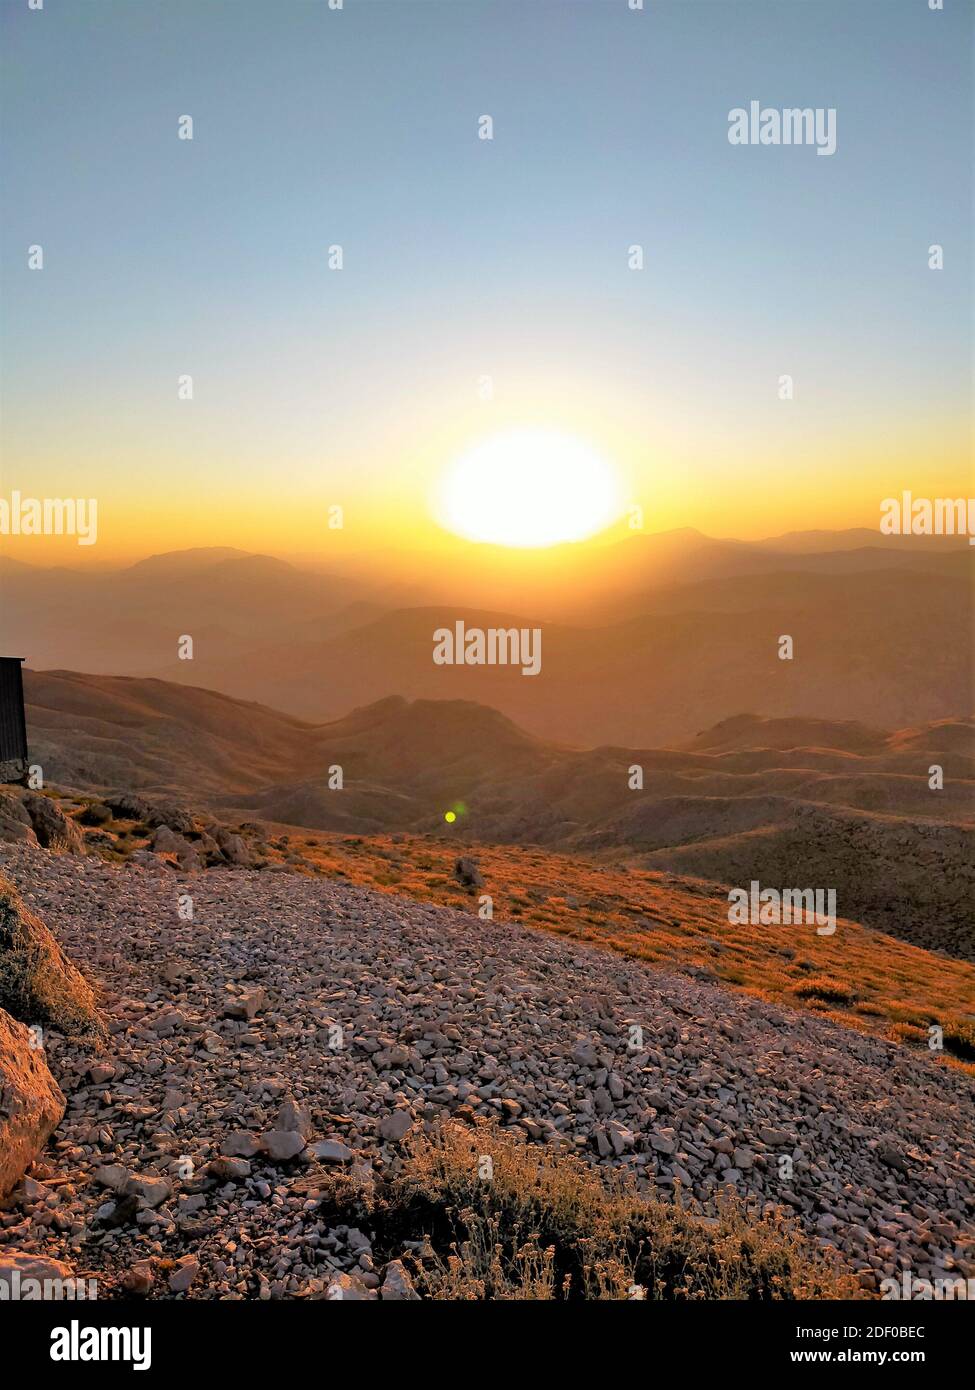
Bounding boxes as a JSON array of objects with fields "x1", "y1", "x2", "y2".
[{"x1": 435, "y1": 428, "x2": 623, "y2": 547}]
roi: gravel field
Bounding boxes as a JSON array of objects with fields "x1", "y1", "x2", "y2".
[{"x1": 1, "y1": 844, "x2": 972, "y2": 1299}]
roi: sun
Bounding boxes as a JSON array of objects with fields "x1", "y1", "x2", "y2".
[{"x1": 435, "y1": 428, "x2": 623, "y2": 548}]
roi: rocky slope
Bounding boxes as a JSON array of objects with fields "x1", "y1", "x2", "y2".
[
  {"x1": 0, "y1": 844, "x2": 971, "y2": 1299},
  {"x1": 633, "y1": 803, "x2": 975, "y2": 960}
]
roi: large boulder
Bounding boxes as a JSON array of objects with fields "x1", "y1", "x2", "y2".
[
  {"x1": 104, "y1": 792, "x2": 151, "y2": 822},
  {"x1": 212, "y1": 826, "x2": 253, "y2": 867},
  {"x1": 0, "y1": 1251, "x2": 78, "y2": 1298},
  {"x1": 151, "y1": 824, "x2": 200, "y2": 870},
  {"x1": 0, "y1": 794, "x2": 37, "y2": 847},
  {"x1": 22, "y1": 794, "x2": 84, "y2": 853},
  {"x1": 0, "y1": 1007, "x2": 66, "y2": 1198},
  {"x1": 0, "y1": 873, "x2": 103, "y2": 1039},
  {"x1": 146, "y1": 803, "x2": 194, "y2": 835}
]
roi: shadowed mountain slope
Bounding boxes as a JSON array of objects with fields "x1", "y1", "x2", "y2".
[{"x1": 20, "y1": 669, "x2": 974, "y2": 956}]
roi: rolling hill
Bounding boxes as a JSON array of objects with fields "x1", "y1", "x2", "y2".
[
  {"x1": 18, "y1": 669, "x2": 974, "y2": 957},
  {"x1": 3, "y1": 531, "x2": 971, "y2": 745}
]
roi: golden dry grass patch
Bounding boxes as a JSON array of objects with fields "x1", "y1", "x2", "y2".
[{"x1": 290, "y1": 831, "x2": 975, "y2": 1071}]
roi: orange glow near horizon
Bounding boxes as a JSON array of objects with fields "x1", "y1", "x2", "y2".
[{"x1": 0, "y1": 409, "x2": 971, "y2": 568}]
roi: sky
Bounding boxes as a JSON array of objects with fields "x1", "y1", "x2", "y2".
[{"x1": 0, "y1": 0, "x2": 972, "y2": 564}]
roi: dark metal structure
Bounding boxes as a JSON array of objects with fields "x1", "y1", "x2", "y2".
[{"x1": 0, "y1": 657, "x2": 28, "y2": 780}]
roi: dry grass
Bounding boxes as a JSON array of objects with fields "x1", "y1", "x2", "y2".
[
  {"x1": 0, "y1": 872, "x2": 104, "y2": 1041},
  {"x1": 319, "y1": 1120, "x2": 860, "y2": 1301},
  {"x1": 68, "y1": 795, "x2": 975, "y2": 1070},
  {"x1": 791, "y1": 977, "x2": 856, "y2": 1006},
  {"x1": 283, "y1": 830, "x2": 975, "y2": 1073}
]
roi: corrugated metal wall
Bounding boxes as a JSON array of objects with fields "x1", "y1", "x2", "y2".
[{"x1": 0, "y1": 659, "x2": 28, "y2": 763}]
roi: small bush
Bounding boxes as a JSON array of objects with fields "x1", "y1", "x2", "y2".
[
  {"x1": 318, "y1": 1121, "x2": 858, "y2": 1301},
  {"x1": 889, "y1": 1022, "x2": 927, "y2": 1047},
  {"x1": 942, "y1": 1018, "x2": 975, "y2": 1063},
  {"x1": 791, "y1": 978, "x2": 855, "y2": 1006}
]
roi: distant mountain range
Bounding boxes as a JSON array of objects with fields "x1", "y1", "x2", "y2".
[
  {"x1": 2, "y1": 528, "x2": 971, "y2": 745},
  {"x1": 22, "y1": 669, "x2": 974, "y2": 957}
]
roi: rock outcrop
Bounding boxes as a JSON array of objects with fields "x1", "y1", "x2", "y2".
[
  {"x1": 0, "y1": 1007, "x2": 65, "y2": 1198},
  {"x1": 0, "y1": 794, "x2": 37, "y2": 847},
  {"x1": 0, "y1": 872, "x2": 103, "y2": 1039},
  {"x1": 22, "y1": 794, "x2": 84, "y2": 854}
]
